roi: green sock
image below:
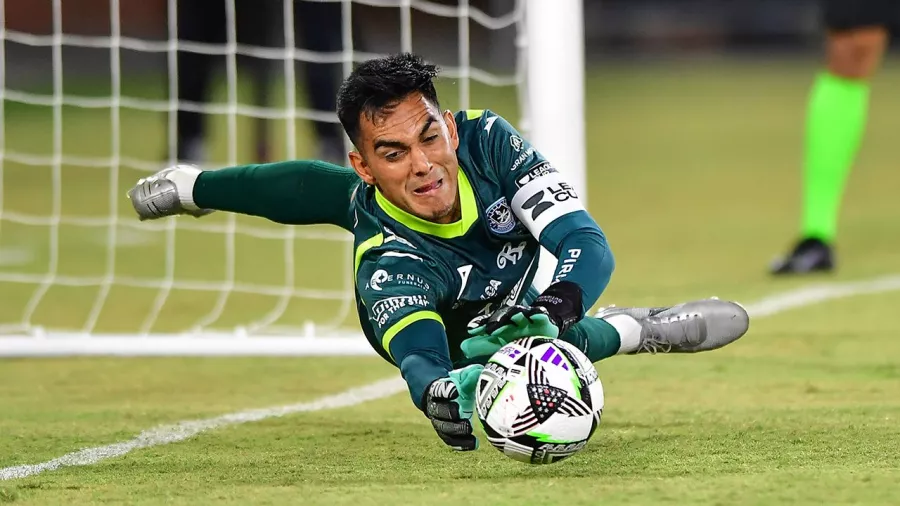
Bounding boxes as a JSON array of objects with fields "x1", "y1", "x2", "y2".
[
  {"x1": 559, "y1": 317, "x2": 621, "y2": 363},
  {"x1": 801, "y1": 72, "x2": 870, "y2": 243}
]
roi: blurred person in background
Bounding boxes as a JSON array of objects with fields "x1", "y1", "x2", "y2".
[
  {"x1": 173, "y1": 0, "x2": 346, "y2": 166},
  {"x1": 770, "y1": 0, "x2": 897, "y2": 275}
]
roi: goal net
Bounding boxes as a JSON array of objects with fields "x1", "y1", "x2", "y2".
[{"x1": 0, "y1": 0, "x2": 584, "y2": 356}]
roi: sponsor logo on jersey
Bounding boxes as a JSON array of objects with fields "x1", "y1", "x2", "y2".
[
  {"x1": 481, "y1": 279, "x2": 502, "y2": 299},
  {"x1": 396, "y1": 273, "x2": 430, "y2": 291},
  {"x1": 509, "y1": 147, "x2": 535, "y2": 172},
  {"x1": 486, "y1": 197, "x2": 516, "y2": 234},
  {"x1": 497, "y1": 241, "x2": 527, "y2": 269},
  {"x1": 372, "y1": 294, "x2": 430, "y2": 328},
  {"x1": 367, "y1": 270, "x2": 430, "y2": 291},
  {"x1": 521, "y1": 182, "x2": 578, "y2": 221},
  {"x1": 553, "y1": 248, "x2": 582, "y2": 283},
  {"x1": 509, "y1": 135, "x2": 524, "y2": 152},
  {"x1": 515, "y1": 161, "x2": 558, "y2": 188},
  {"x1": 369, "y1": 269, "x2": 389, "y2": 291}
]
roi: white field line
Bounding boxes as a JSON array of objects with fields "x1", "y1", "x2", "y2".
[
  {"x1": 741, "y1": 274, "x2": 900, "y2": 317},
  {"x1": 3, "y1": 273, "x2": 900, "y2": 481},
  {"x1": 0, "y1": 377, "x2": 406, "y2": 481}
]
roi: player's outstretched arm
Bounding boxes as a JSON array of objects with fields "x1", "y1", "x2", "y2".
[
  {"x1": 358, "y1": 252, "x2": 481, "y2": 451},
  {"x1": 127, "y1": 160, "x2": 361, "y2": 231},
  {"x1": 389, "y1": 319, "x2": 483, "y2": 451}
]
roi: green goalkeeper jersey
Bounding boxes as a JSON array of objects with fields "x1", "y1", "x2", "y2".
[
  {"x1": 192, "y1": 109, "x2": 613, "y2": 373},
  {"x1": 352, "y1": 110, "x2": 611, "y2": 366}
]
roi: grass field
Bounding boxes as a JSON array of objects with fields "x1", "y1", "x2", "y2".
[{"x1": 3, "y1": 57, "x2": 900, "y2": 503}]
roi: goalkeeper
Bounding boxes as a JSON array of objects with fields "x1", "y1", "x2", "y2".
[{"x1": 128, "y1": 53, "x2": 749, "y2": 452}]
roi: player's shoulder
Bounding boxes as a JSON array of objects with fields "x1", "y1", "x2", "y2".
[
  {"x1": 351, "y1": 205, "x2": 448, "y2": 292},
  {"x1": 453, "y1": 108, "x2": 523, "y2": 181},
  {"x1": 453, "y1": 108, "x2": 511, "y2": 138}
]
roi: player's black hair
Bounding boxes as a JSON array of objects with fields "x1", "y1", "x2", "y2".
[{"x1": 336, "y1": 52, "x2": 441, "y2": 147}]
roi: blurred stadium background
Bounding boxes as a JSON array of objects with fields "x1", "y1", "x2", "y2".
[
  {"x1": 3, "y1": 1, "x2": 900, "y2": 503},
  {"x1": 4, "y1": 0, "x2": 898, "y2": 341}
]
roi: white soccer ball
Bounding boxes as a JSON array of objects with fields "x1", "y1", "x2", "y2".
[{"x1": 475, "y1": 337, "x2": 604, "y2": 464}]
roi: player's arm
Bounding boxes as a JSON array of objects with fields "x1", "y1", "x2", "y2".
[
  {"x1": 389, "y1": 320, "x2": 483, "y2": 451},
  {"x1": 358, "y1": 256, "x2": 482, "y2": 451},
  {"x1": 479, "y1": 111, "x2": 613, "y2": 337},
  {"x1": 127, "y1": 160, "x2": 361, "y2": 231}
]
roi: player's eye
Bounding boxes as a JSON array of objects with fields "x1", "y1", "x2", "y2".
[
  {"x1": 423, "y1": 134, "x2": 439, "y2": 143},
  {"x1": 385, "y1": 151, "x2": 403, "y2": 161}
]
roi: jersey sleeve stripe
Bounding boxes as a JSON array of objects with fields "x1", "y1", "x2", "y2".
[
  {"x1": 465, "y1": 109, "x2": 484, "y2": 120},
  {"x1": 381, "y1": 310, "x2": 444, "y2": 360},
  {"x1": 354, "y1": 232, "x2": 384, "y2": 277}
]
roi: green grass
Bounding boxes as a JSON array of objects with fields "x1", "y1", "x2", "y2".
[
  {"x1": 3, "y1": 293, "x2": 900, "y2": 504},
  {"x1": 3, "y1": 56, "x2": 900, "y2": 503}
]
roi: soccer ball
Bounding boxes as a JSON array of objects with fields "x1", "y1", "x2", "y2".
[{"x1": 475, "y1": 337, "x2": 604, "y2": 464}]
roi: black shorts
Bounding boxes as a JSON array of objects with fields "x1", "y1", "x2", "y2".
[{"x1": 822, "y1": 0, "x2": 899, "y2": 31}]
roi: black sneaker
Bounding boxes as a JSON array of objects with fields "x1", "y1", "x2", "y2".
[{"x1": 769, "y1": 238, "x2": 834, "y2": 275}]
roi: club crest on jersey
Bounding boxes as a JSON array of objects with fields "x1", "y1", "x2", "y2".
[{"x1": 486, "y1": 198, "x2": 516, "y2": 234}]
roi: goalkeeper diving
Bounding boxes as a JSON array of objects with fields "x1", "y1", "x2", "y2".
[{"x1": 128, "y1": 53, "x2": 750, "y2": 452}]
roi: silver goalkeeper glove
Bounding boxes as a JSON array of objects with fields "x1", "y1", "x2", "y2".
[{"x1": 126, "y1": 165, "x2": 213, "y2": 221}]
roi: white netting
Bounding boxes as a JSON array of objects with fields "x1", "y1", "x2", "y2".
[{"x1": 0, "y1": 0, "x2": 528, "y2": 348}]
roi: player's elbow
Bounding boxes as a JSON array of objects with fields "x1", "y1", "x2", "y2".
[
  {"x1": 579, "y1": 227, "x2": 615, "y2": 285},
  {"x1": 591, "y1": 229, "x2": 615, "y2": 283},
  {"x1": 570, "y1": 226, "x2": 614, "y2": 274}
]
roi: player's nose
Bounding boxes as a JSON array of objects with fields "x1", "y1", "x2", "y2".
[{"x1": 410, "y1": 148, "x2": 433, "y2": 176}]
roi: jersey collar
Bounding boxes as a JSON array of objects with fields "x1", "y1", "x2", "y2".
[{"x1": 374, "y1": 167, "x2": 478, "y2": 239}]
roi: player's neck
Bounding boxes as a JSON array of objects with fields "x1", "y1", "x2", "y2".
[{"x1": 433, "y1": 196, "x2": 462, "y2": 224}]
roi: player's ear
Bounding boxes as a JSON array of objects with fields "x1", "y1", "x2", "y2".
[
  {"x1": 443, "y1": 109, "x2": 460, "y2": 150},
  {"x1": 348, "y1": 150, "x2": 376, "y2": 185}
]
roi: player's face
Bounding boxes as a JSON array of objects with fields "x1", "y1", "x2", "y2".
[{"x1": 349, "y1": 93, "x2": 461, "y2": 224}]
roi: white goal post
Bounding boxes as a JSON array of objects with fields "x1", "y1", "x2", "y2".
[{"x1": 0, "y1": 0, "x2": 585, "y2": 356}]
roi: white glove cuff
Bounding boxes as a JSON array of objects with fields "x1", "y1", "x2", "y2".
[{"x1": 165, "y1": 165, "x2": 204, "y2": 211}]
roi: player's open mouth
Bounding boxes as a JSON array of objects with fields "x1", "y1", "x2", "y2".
[{"x1": 413, "y1": 179, "x2": 443, "y2": 196}]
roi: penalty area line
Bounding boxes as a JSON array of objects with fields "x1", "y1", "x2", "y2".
[{"x1": 3, "y1": 273, "x2": 900, "y2": 481}]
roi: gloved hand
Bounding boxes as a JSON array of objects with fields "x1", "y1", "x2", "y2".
[
  {"x1": 461, "y1": 281, "x2": 584, "y2": 359},
  {"x1": 126, "y1": 165, "x2": 213, "y2": 220},
  {"x1": 422, "y1": 364, "x2": 483, "y2": 451}
]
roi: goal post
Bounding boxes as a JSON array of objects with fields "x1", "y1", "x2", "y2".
[
  {"x1": 0, "y1": 0, "x2": 585, "y2": 356},
  {"x1": 524, "y1": 0, "x2": 586, "y2": 292}
]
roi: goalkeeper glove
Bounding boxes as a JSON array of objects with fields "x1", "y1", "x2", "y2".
[
  {"x1": 461, "y1": 281, "x2": 583, "y2": 359},
  {"x1": 126, "y1": 165, "x2": 213, "y2": 221},
  {"x1": 422, "y1": 364, "x2": 483, "y2": 451}
]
